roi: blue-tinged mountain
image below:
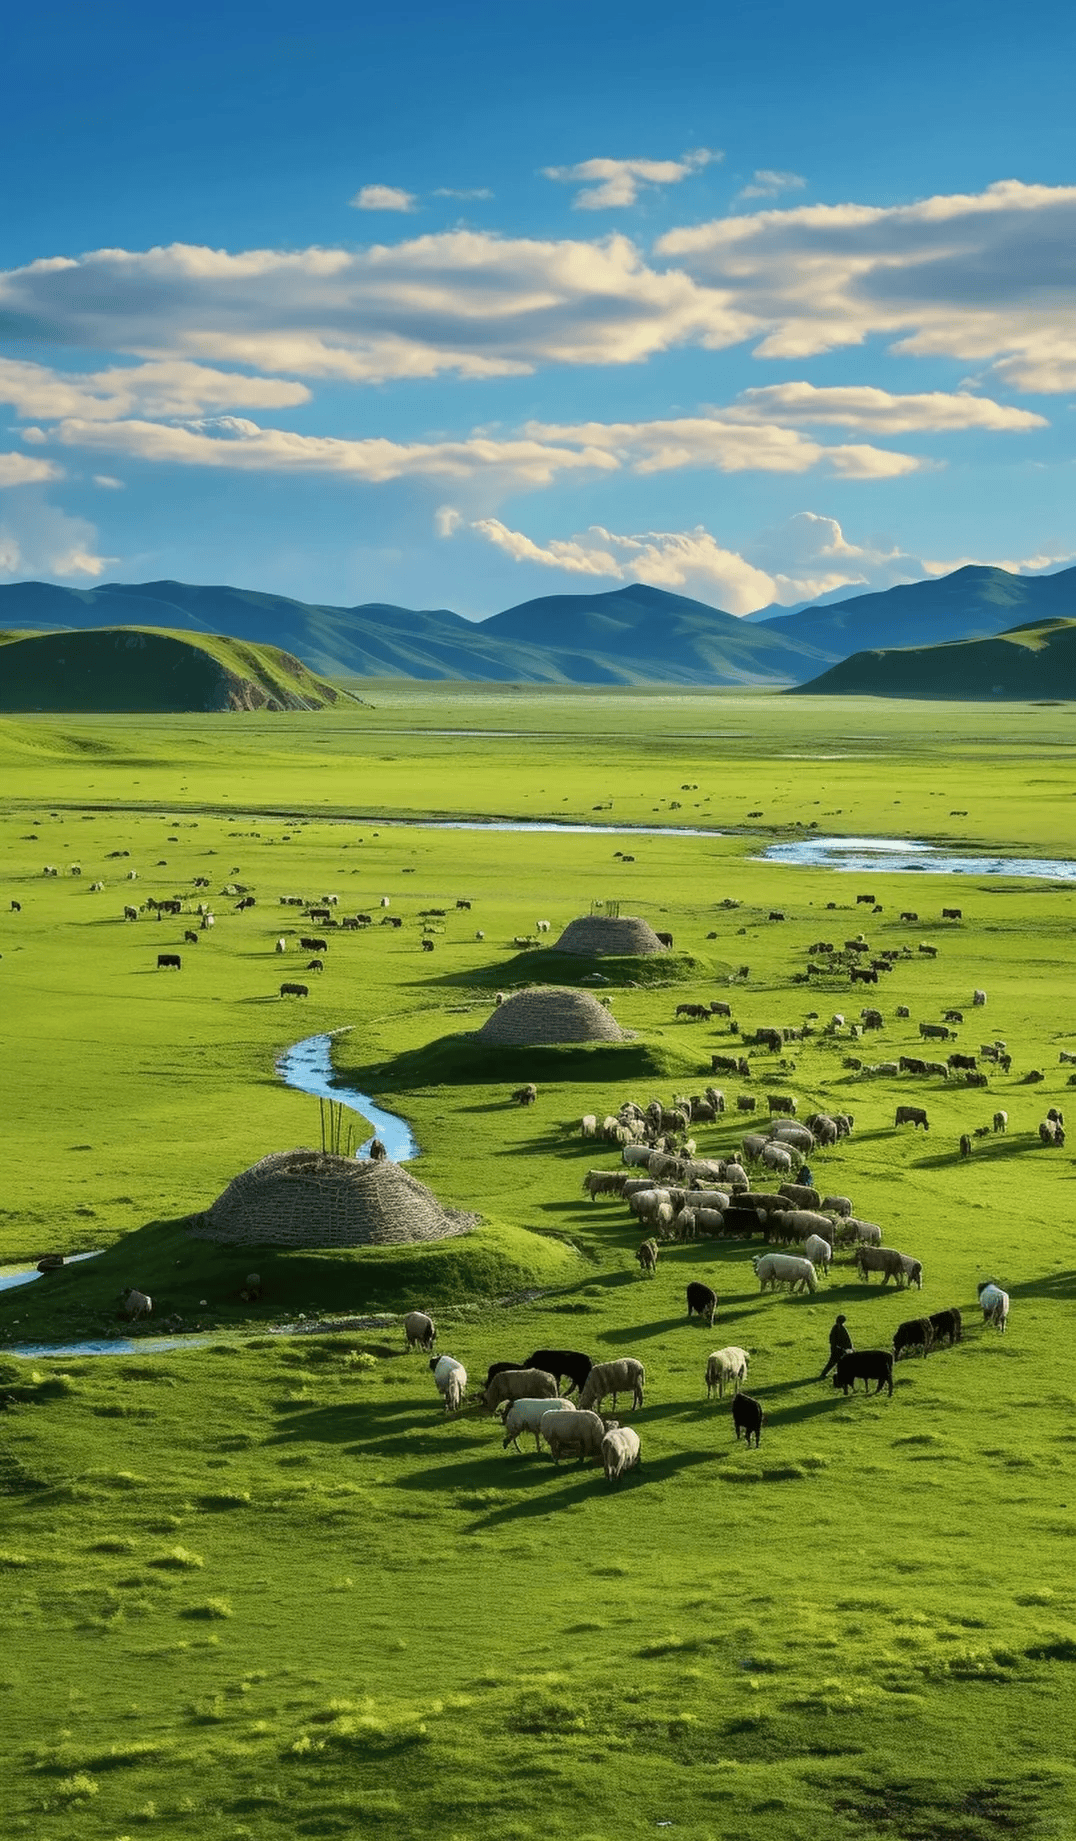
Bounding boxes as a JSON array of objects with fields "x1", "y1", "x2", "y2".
[{"x1": 752, "y1": 564, "x2": 1076, "y2": 653}]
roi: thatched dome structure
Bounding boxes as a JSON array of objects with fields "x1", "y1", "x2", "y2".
[
  {"x1": 191, "y1": 1149, "x2": 477, "y2": 1248},
  {"x1": 553, "y1": 914, "x2": 666, "y2": 956},
  {"x1": 478, "y1": 986, "x2": 625, "y2": 1045}
]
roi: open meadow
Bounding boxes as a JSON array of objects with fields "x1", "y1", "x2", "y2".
[{"x1": 0, "y1": 688, "x2": 1074, "y2": 1841}]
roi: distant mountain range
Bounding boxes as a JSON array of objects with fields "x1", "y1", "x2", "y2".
[
  {"x1": 791, "y1": 616, "x2": 1076, "y2": 700},
  {"x1": 0, "y1": 565, "x2": 1073, "y2": 688},
  {"x1": 0, "y1": 628, "x2": 349, "y2": 712}
]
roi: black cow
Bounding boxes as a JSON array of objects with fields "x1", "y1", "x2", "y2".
[
  {"x1": 456, "y1": 899, "x2": 471, "y2": 910},
  {"x1": 686, "y1": 1281, "x2": 718, "y2": 1327},
  {"x1": 732, "y1": 1393, "x2": 765, "y2": 1446},
  {"x1": 306, "y1": 959, "x2": 324, "y2": 972},
  {"x1": 421, "y1": 939, "x2": 435, "y2": 952},
  {"x1": 893, "y1": 1317, "x2": 934, "y2": 1360},
  {"x1": 948, "y1": 1053, "x2": 977, "y2": 1071},
  {"x1": 522, "y1": 1349, "x2": 592, "y2": 1396},
  {"x1": 832, "y1": 1351, "x2": 893, "y2": 1396},
  {"x1": 299, "y1": 936, "x2": 327, "y2": 953},
  {"x1": 10, "y1": 900, "x2": 21, "y2": 912},
  {"x1": 928, "y1": 1307, "x2": 962, "y2": 1347},
  {"x1": 184, "y1": 929, "x2": 198, "y2": 945},
  {"x1": 157, "y1": 953, "x2": 181, "y2": 969},
  {"x1": 655, "y1": 931, "x2": 674, "y2": 948},
  {"x1": 280, "y1": 982, "x2": 309, "y2": 997}
]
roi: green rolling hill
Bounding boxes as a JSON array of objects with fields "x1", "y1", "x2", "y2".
[
  {"x1": 790, "y1": 616, "x2": 1076, "y2": 699},
  {"x1": 0, "y1": 627, "x2": 353, "y2": 712}
]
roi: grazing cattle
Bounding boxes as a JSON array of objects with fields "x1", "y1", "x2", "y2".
[
  {"x1": 893, "y1": 1317, "x2": 934, "y2": 1359},
  {"x1": 856, "y1": 892, "x2": 875, "y2": 905},
  {"x1": 511, "y1": 1083, "x2": 537, "y2": 1106},
  {"x1": 978, "y1": 1281, "x2": 1009, "y2": 1332},
  {"x1": 767, "y1": 911, "x2": 785, "y2": 922},
  {"x1": 183, "y1": 930, "x2": 198, "y2": 945},
  {"x1": 686, "y1": 1281, "x2": 718, "y2": 1327},
  {"x1": 711, "y1": 1001, "x2": 732, "y2": 1017},
  {"x1": 124, "y1": 904, "x2": 138, "y2": 922},
  {"x1": 929, "y1": 1307, "x2": 962, "y2": 1347},
  {"x1": 279, "y1": 982, "x2": 309, "y2": 998},
  {"x1": 655, "y1": 931, "x2": 674, "y2": 948},
  {"x1": 731, "y1": 1393, "x2": 765, "y2": 1446},
  {"x1": 421, "y1": 938, "x2": 435, "y2": 952},
  {"x1": 368, "y1": 1138, "x2": 387, "y2": 1161},
  {"x1": 736, "y1": 1093, "x2": 757, "y2": 1112},
  {"x1": 949, "y1": 1053, "x2": 977, "y2": 1072},
  {"x1": 832, "y1": 1351, "x2": 893, "y2": 1396},
  {"x1": 944, "y1": 1009, "x2": 964, "y2": 1024},
  {"x1": 894, "y1": 1105, "x2": 930, "y2": 1130},
  {"x1": 456, "y1": 898, "x2": 471, "y2": 910},
  {"x1": 920, "y1": 1022, "x2": 951, "y2": 1040},
  {"x1": 992, "y1": 1110, "x2": 1007, "y2": 1133},
  {"x1": 676, "y1": 1002, "x2": 710, "y2": 1021},
  {"x1": 305, "y1": 959, "x2": 324, "y2": 973},
  {"x1": 899, "y1": 1056, "x2": 928, "y2": 1076},
  {"x1": 522, "y1": 1349, "x2": 592, "y2": 1396},
  {"x1": 766, "y1": 1093, "x2": 797, "y2": 1116},
  {"x1": 713, "y1": 1054, "x2": 751, "y2": 1077},
  {"x1": 156, "y1": 953, "x2": 181, "y2": 970},
  {"x1": 299, "y1": 937, "x2": 327, "y2": 953},
  {"x1": 1047, "y1": 1107, "x2": 1065, "y2": 1126},
  {"x1": 973, "y1": 989, "x2": 987, "y2": 1006},
  {"x1": 960, "y1": 1133, "x2": 973, "y2": 1157},
  {"x1": 899, "y1": 911, "x2": 918, "y2": 922},
  {"x1": 942, "y1": 907, "x2": 962, "y2": 920},
  {"x1": 850, "y1": 967, "x2": 878, "y2": 985},
  {"x1": 705, "y1": 1346, "x2": 750, "y2": 1399}
]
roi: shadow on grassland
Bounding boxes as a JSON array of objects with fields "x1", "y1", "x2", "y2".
[{"x1": 459, "y1": 1448, "x2": 716, "y2": 1531}]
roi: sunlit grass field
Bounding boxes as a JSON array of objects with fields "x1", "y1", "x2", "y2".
[{"x1": 0, "y1": 688, "x2": 1074, "y2": 1840}]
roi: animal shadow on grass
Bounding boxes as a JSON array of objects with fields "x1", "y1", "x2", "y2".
[
  {"x1": 765, "y1": 1395, "x2": 860, "y2": 1427},
  {"x1": 1006, "y1": 1268, "x2": 1076, "y2": 1302},
  {"x1": 600, "y1": 1296, "x2": 759, "y2": 1343},
  {"x1": 268, "y1": 1398, "x2": 480, "y2": 1449},
  {"x1": 913, "y1": 1139, "x2": 1035, "y2": 1172},
  {"x1": 463, "y1": 1448, "x2": 714, "y2": 1531}
]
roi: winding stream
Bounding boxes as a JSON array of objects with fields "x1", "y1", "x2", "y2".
[
  {"x1": 759, "y1": 835, "x2": 1076, "y2": 879},
  {"x1": 276, "y1": 1031, "x2": 418, "y2": 1162}
]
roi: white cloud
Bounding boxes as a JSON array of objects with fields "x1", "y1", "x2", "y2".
[
  {"x1": 728, "y1": 381, "x2": 1047, "y2": 432},
  {"x1": 657, "y1": 179, "x2": 1076, "y2": 390},
  {"x1": 524, "y1": 412, "x2": 923, "y2": 477},
  {"x1": 350, "y1": 184, "x2": 417, "y2": 212},
  {"x1": 0, "y1": 357, "x2": 310, "y2": 422},
  {"x1": 0, "y1": 451, "x2": 64, "y2": 486},
  {"x1": 544, "y1": 148, "x2": 721, "y2": 209},
  {"x1": 435, "y1": 505, "x2": 463, "y2": 536},
  {"x1": 0, "y1": 494, "x2": 114, "y2": 581},
  {"x1": 93, "y1": 474, "x2": 124, "y2": 489},
  {"x1": 433, "y1": 187, "x2": 493, "y2": 200},
  {"x1": 737, "y1": 169, "x2": 807, "y2": 200}
]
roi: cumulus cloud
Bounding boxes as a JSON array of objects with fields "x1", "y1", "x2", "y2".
[
  {"x1": 0, "y1": 451, "x2": 64, "y2": 486},
  {"x1": 657, "y1": 179, "x2": 1076, "y2": 390},
  {"x1": 350, "y1": 184, "x2": 417, "y2": 212},
  {"x1": 0, "y1": 494, "x2": 114, "y2": 581},
  {"x1": 728, "y1": 381, "x2": 1047, "y2": 432},
  {"x1": 469, "y1": 516, "x2": 776, "y2": 608},
  {"x1": 3, "y1": 182, "x2": 1073, "y2": 390},
  {"x1": 0, "y1": 357, "x2": 309, "y2": 422},
  {"x1": 544, "y1": 148, "x2": 721, "y2": 209},
  {"x1": 736, "y1": 169, "x2": 807, "y2": 201}
]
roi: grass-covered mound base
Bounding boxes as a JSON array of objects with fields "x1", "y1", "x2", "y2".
[
  {"x1": 0, "y1": 1214, "x2": 582, "y2": 1342},
  {"x1": 0, "y1": 625, "x2": 350, "y2": 712},
  {"x1": 351, "y1": 1032, "x2": 708, "y2": 1091},
  {"x1": 446, "y1": 947, "x2": 720, "y2": 989}
]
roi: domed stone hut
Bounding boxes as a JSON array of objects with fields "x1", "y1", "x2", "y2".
[
  {"x1": 191, "y1": 1149, "x2": 477, "y2": 1248},
  {"x1": 478, "y1": 986, "x2": 626, "y2": 1045},
  {"x1": 553, "y1": 914, "x2": 666, "y2": 956}
]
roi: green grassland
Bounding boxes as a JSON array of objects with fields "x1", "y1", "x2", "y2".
[{"x1": 0, "y1": 688, "x2": 1074, "y2": 1840}]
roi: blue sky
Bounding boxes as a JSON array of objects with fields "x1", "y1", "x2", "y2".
[{"x1": 2, "y1": 0, "x2": 1074, "y2": 617}]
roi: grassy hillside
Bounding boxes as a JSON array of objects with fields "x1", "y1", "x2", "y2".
[
  {"x1": 792, "y1": 616, "x2": 1076, "y2": 699},
  {"x1": 0, "y1": 627, "x2": 352, "y2": 712},
  {"x1": 0, "y1": 696, "x2": 1075, "y2": 1838}
]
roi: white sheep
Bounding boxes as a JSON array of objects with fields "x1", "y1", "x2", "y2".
[
  {"x1": 403, "y1": 1310, "x2": 436, "y2": 1352},
  {"x1": 705, "y1": 1346, "x2": 749, "y2": 1399},
  {"x1": 482, "y1": 1367, "x2": 558, "y2": 1413},
  {"x1": 579, "y1": 1358, "x2": 645, "y2": 1413},
  {"x1": 546, "y1": 1410, "x2": 615, "y2": 1464},
  {"x1": 822, "y1": 1195, "x2": 852, "y2": 1218},
  {"x1": 802, "y1": 1233, "x2": 832, "y2": 1274},
  {"x1": 978, "y1": 1281, "x2": 1009, "y2": 1331},
  {"x1": 501, "y1": 1397, "x2": 577, "y2": 1452},
  {"x1": 581, "y1": 1114, "x2": 598, "y2": 1139},
  {"x1": 275, "y1": 937, "x2": 287, "y2": 953},
  {"x1": 124, "y1": 1288, "x2": 152, "y2": 1319},
  {"x1": 752, "y1": 1253, "x2": 818, "y2": 1293},
  {"x1": 601, "y1": 1425, "x2": 641, "y2": 1483},
  {"x1": 724, "y1": 1163, "x2": 749, "y2": 1193},
  {"x1": 760, "y1": 1143, "x2": 793, "y2": 1175},
  {"x1": 430, "y1": 1354, "x2": 467, "y2": 1412}
]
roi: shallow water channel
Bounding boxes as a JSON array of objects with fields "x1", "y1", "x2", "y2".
[{"x1": 759, "y1": 835, "x2": 1076, "y2": 879}]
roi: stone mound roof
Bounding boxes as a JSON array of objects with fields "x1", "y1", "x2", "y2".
[
  {"x1": 553, "y1": 915, "x2": 666, "y2": 957},
  {"x1": 190, "y1": 1149, "x2": 477, "y2": 1248},
  {"x1": 478, "y1": 986, "x2": 625, "y2": 1044}
]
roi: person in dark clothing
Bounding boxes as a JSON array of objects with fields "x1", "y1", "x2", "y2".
[
  {"x1": 799, "y1": 1163, "x2": 814, "y2": 1188},
  {"x1": 820, "y1": 1313, "x2": 853, "y2": 1379}
]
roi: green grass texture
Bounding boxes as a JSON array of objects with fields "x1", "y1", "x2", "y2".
[{"x1": 0, "y1": 687, "x2": 1073, "y2": 1841}]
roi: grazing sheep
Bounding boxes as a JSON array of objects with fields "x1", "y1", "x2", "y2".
[
  {"x1": 770, "y1": 1122, "x2": 815, "y2": 1154},
  {"x1": 973, "y1": 989, "x2": 987, "y2": 1006},
  {"x1": 736, "y1": 1093, "x2": 757, "y2": 1112},
  {"x1": 369, "y1": 1138, "x2": 387, "y2": 1162},
  {"x1": 753, "y1": 1252, "x2": 818, "y2": 1293},
  {"x1": 686, "y1": 1281, "x2": 718, "y2": 1327},
  {"x1": 123, "y1": 904, "x2": 139, "y2": 921},
  {"x1": 899, "y1": 1255, "x2": 924, "y2": 1289},
  {"x1": 978, "y1": 1281, "x2": 1009, "y2": 1332},
  {"x1": 547, "y1": 1410, "x2": 615, "y2": 1465},
  {"x1": 482, "y1": 1367, "x2": 558, "y2": 1413},
  {"x1": 511, "y1": 1083, "x2": 538, "y2": 1106},
  {"x1": 581, "y1": 1114, "x2": 598, "y2": 1139},
  {"x1": 501, "y1": 1397, "x2": 577, "y2": 1452},
  {"x1": 583, "y1": 1171, "x2": 626, "y2": 1199},
  {"x1": 960, "y1": 1133, "x2": 973, "y2": 1158},
  {"x1": 834, "y1": 1217, "x2": 883, "y2": 1249},
  {"x1": 601, "y1": 1425, "x2": 641, "y2": 1482},
  {"x1": 760, "y1": 1143, "x2": 793, "y2": 1176},
  {"x1": 766, "y1": 1094, "x2": 797, "y2": 1116},
  {"x1": 578, "y1": 1358, "x2": 645, "y2": 1414},
  {"x1": 802, "y1": 1233, "x2": 832, "y2": 1275},
  {"x1": 1047, "y1": 1106, "x2": 1065, "y2": 1125},
  {"x1": 275, "y1": 937, "x2": 286, "y2": 953},
  {"x1": 430, "y1": 1355, "x2": 467, "y2": 1412},
  {"x1": 636, "y1": 1238, "x2": 659, "y2": 1276},
  {"x1": 124, "y1": 1288, "x2": 152, "y2": 1319},
  {"x1": 777, "y1": 1183, "x2": 821, "y2": 1211},
  {"x1": 833, "y1": 1351, "x2": 893, "y2": 1396},
  {"x1": 705, "y1": 1345, "x2": 750, "y2": 1399},
  {"x1": 992, "y1": 1111, "x2": 1008, "y2": 1133},
  {"x1": 403, "y1": 1311, "x2": 436, "y2": 1352},
  {"x1": 822, "y1": 1195, "x2": 852, "y2": 1218},
  {"x1": 929, "y1": 1307, "x2": 962, "y2": 1347},
  {"x1": 724, "y1": 1163, "x2": 749, "y2": 1193},
  {"x1": 893, "y1": 1317, "x2": 934, "y2": 1359},
  {"x1": 731, "y1": 1393, "x2": 765, "y2": 1446}
]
